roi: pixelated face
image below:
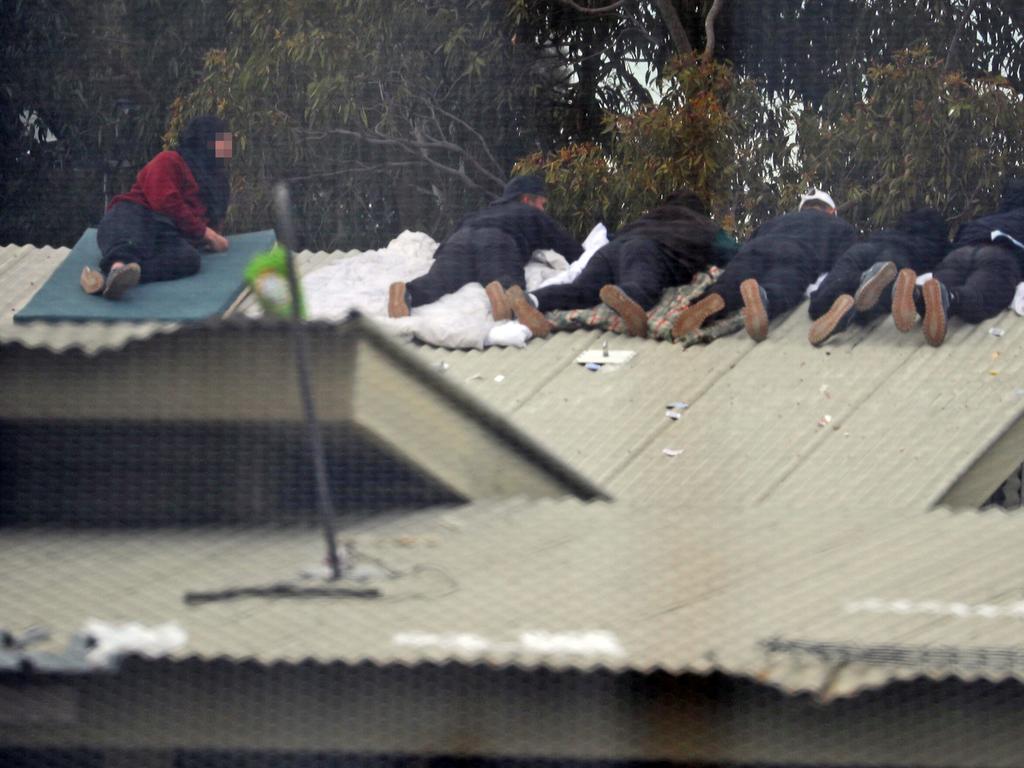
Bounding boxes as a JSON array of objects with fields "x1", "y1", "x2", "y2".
[
  {"x1": 522, "y1": 193, "x2": 548, "y2": 211},
  {"x1": 213, "y1": 132, "x2": 233, "y2": 159}
]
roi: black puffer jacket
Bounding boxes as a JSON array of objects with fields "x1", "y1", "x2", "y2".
[
  {"x1": 749, "y1": 209, "x2": 858, "y2": 274},
  {"x1": 611, "y1": 199, "x2": 726, "y2": 274},
  {"x1": 457, "y1": 201, "x2": 583, "y2": 263},
  {"x1": 866, "y1": 207, "x2": 949, "y2": 273},
  {"x1": 954, "y1": 179, "x2": 1024, "y2": 269}
]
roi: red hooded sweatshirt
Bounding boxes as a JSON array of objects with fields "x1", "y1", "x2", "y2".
[{"x1": 109, "y1": 151, "x2": 209, "y2": 241}]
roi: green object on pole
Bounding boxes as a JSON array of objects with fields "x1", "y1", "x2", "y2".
[{"x1": 245, "y1": 243, "x2": 306, "y2": 319}]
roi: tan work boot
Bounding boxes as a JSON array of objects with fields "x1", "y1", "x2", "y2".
[
  {"x1": 922, "y1": 278, "x2": 950, "y2": 347},
  {"x1": 388, "y1": 281, "x2": 410, "y2": 318},
  {"x1": 80, "y1": 266, "x2": 105, "y2": 295},
  {"x1": 485, "y1": 281, "x2": 511, "y2": 321},
  {"x1": 506, "y1": 285, "x2": 552, "y2": 338},
  {"x1": 599, "y1": 284, "x2": 648, "y2": 338},
  {"x1": 671, "y1": 293, "x2": 725, "y2": 339},
  {"x1": 808, "y1": 294, "x2": 855, "y2": 347},
  {"x1": 891, "y1": 268, "x2": 918, "y2": 332},
  {"x1": 739, "y1": 278, "x2": 769, "y2": 342}
]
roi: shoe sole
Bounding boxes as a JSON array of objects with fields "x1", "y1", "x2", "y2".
[
  {"x1": 485, "y1": 281, "x2": 511, "y2": 321},
  {"x1": 507, "y1": 287, "x2": 552, "y2": 338},
  {"x1": 102, "y1": 265, "x2": 140, "y2": 300},
  {"x1": 808, "y1": 294, "x2": 855, "y2": 347},
  {"x1": 80, "y1": 267, "x2": 105, "y2": 295},
  {"x1": 740, "y1": 279, "x2": 768, "y2": 342},
  {"x1": 388, "y1": 282, "x2": 409, "y2": 318},
  {"x1": 671, "y1": 293, "x2": 725, "y2": 339},
  {"x1": 599, "y1": 285, "x2": 648, "y2": 338},
  {"x1": 892, "y1": 269, "x2": 918, "y2": 332},
  {"x1": 853, "y1": 261, "x2": 897, "y2": 312},
  {"x1": 922, "y1": 279, "x2": 947, "y2": 347}
]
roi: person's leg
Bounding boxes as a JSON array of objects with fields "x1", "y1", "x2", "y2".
[
  {"x1": 404, "y1": 232, "x2": 479, "y2": 308},
  {"x1": 473, "y1": 229, "x2": 527, "y2": 291},
  {"x1": 97, "y1": 203, "x2": 153, "y2": 274},
  {"x1": 935, "y1": 245, "x2": 1020, "y2": 324},
  {"x1": 612, "y1": 240, "x2": 674, "y2": 311},
  {"x1": 531, "y1": 252, "x2": 614, "y2": 312},
  {"x1": 142, "y1": 217, "x2": 202, "y2": 283},
  {"x1": 671, "y1": 243, "x2": 763, "y2": 339},
  {"x1": 808, "y1": 246, "x2": 868, "y2": 319}
]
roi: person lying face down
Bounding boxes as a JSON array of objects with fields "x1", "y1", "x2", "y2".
[
  {"x1": 671, "y1": 187, "x2": 858, "y2": 342},
  {"x1": 895, "y1": 177, "x2": 1024, "y2": 347},
  {"x1": 387, "y1": 174, "x2": 583, "y2": 322},
  {"x1": 502, "y1": 189, "x2": 739, "y2": 339},
  {"x1": 807, "y1": 207, "x2": 950, "y2": 346},
  {"x1": 81, "y1": 115, "x2": 234, "y2": 300}
]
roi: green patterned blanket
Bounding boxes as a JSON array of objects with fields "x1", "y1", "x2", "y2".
[{"x1": 545, "y1": 267, "x2": 744, "y2": 345}]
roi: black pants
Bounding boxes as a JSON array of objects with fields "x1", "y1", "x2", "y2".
[
  {"x1": 96, "y1": 202, "x2": 202, "y2": 283},
  {"x1": 708, "y1": 238, "x2": 815, "y2": 319},
  {"x1": 407, "y1": 227, "x2": 525, "y2": 307},
  {"x1": 532, "y1": 238, "x2": 686, "y2": 312},
  {"x1": 808, "y1": 242, "x2": 912, "y2": 320},
  {"x1": 934, "y1": 244, "x2": 1021, "y2": 323}
]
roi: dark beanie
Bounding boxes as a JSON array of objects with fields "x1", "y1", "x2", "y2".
[
  {"x1": 999, "y1": 178, "x2": 1024, "y2": 212},
  {"x1": 496, "y1": 174, "x2": 547, "y2": 203}
]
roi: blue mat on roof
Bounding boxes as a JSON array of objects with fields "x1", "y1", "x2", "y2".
[{"x1": 14, "y1": 228, "x2": 276, "y2": 323}]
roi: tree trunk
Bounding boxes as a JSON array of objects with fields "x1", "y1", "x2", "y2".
[{"x1": 653, "y1": 0, "x2": 693, "y2": 55}]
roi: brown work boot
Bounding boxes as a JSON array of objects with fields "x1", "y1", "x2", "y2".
[
  {"x1": 853, "y1": 260, "x2": 898, "y2": 312},
  {"x1": 506, "y1": 285, "x2": 552, "y2": 338},
  {"x1": 808, "y1": 294, "x2": 855, "y2": 347},
  {"x1": 388, "y1": 281, "x2": 410, "y2": 318},
  {"x1": 599, "y1": 284, "x2": 648, "y2": 338},
  {"x1": 922, "y1": 278, "x2": 950, "y2": 347},
  {"x1": 80, "y1": 266, "x2": 105, "y2": 295},
  {"x1": 891, "y1": 268, "x2": 918, "y2": 332},
  {"x1": 485, "y1": 281, "x2": 511, "y2": 321},
  {"x1": 671, "y1": 293, "x2": 725, "y2": 339},
  {"x1": 102, "y1": 263, "x2": 141, "y2": 300},
  {"x1": 740, "y1": 278, "x2": 769, "y2": 342}
]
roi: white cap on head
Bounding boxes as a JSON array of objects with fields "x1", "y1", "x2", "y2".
[{"x1": 799, "y1": 187, "x2": 836, "y2": 211}]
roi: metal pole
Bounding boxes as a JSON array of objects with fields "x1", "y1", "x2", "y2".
[{"x1": 272, "y1": 182, "x2": 344, "y2": 580}]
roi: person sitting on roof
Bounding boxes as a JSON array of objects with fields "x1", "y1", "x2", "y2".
[
  {"x1": 892, "y1": 178, "x2": 1024, "y2": 347},
  {"x1": 80, "y1": 116, "x2": 233, "y2": 300},
  {"x1": 806, "y1": 207, "x2": 950, "y2": 346},
  {"x1": 502, "y1": 189, "x2": 738, "y2": 338},
  {"x1": 387, "y1": 175, "x2": 582, "y2": 322},
  {"x1": 670, "y1": 188, "x2": 857, "y2": 342}
]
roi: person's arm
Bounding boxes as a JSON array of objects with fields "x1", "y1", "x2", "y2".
[
  {"x1": 537, "y1": 212, "x2": 584, "y2": 262},
  {"x1": 140, "y1": 152, "x2": 210, "y2": 243},
  {"x1": 711, "y1": 229, "x2": 740, "y2": 265}
]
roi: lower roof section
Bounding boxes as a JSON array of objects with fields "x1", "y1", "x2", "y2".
[{"x1": 3, "y1": 497, "x2": 1024, "y2": 700}]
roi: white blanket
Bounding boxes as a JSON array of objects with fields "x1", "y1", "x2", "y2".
[{"x1": 300, "y1": 225, "x2": 609, "y2": 349}]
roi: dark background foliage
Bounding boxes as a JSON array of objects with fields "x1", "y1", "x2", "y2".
[{"x1": 2, "y1": 0, "x2": 1022, "y2": 249}]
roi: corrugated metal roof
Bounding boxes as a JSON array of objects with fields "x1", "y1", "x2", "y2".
[
  {"x1": 3, "y1": 498, "x2": 1024, "y2": 699},
  {"x1": 417, "y1": 302, "x2": 1024, "y2": 510}
]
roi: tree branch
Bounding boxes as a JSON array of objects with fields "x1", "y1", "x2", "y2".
[
  {"x1": 944, "y1": 0, "x2": 976, "y2": 72},
  {"x1": 653, "y1": 0, "x2": 693, "y2": 55},
  {"x1": 701, "y1": 0, "x2": 726, "y2": 63},
  {"x1": 552, "y1": 0, "x2": 626, "y2": 14}
]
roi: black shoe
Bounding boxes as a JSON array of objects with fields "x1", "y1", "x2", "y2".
[
  {"x1": 102, "y1": 263, "x2": 141, "y2": 300},
  {"x1": 808, "y1": 294, "x2": 856, "y2": 346},
  {"x1": 853, "y1": 261, "x2": 897, "y2": 312}
]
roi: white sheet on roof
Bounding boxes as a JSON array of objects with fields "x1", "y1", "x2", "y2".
[{"x1": 301, "y1": 225, "x2": 609, "y2": 349}]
